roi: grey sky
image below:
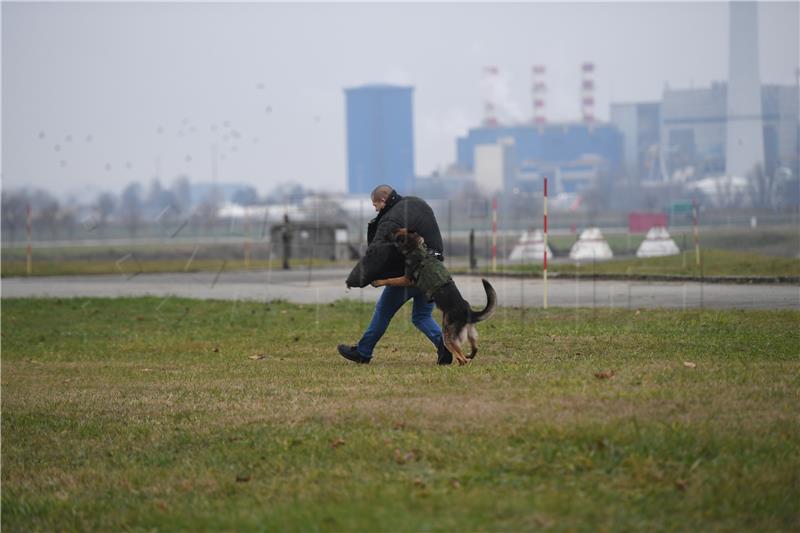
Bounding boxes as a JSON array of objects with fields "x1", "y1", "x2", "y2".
[{"x1": 2, "y1": 1, "x2": 798, "y2": 200}]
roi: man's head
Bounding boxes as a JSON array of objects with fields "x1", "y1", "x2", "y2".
[{"x1": 370, "y1": 184, "x2": 394, "y2": 212}]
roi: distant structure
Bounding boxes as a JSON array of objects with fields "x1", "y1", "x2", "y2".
[
  {"x1": 483, "y1": 66, "x2": 500, "y2": 127},
  {"x1": 609, "y1": 102, "x2": 661, "y2": 181},
  {"x1": 344, "y1": 84, "x2": 415, "y2": 195},
  {"x1": 658, "y1": 83, "x2": 797, "y2": 181},
  {"x1": 636, "y1": 226, "x2": 680, "y2": 258},
  {"x1": 531, "y1": 65, "x2": 547, "y2": 128},
  {"x1": 569, "y1": 227, "x2": 613, "y2": 261},
  {"x1": 725, "y1": 1, "x2": 765, "y2": 178},
  {"x1": 455, "y1": 122, "x2": 622, "y2": 193},
  {"x1": 581, "y1": 62, "x2": 596, "y2": 127},
  {"x1": 474, "y1": 137, "x2": 516, "y2": 196},
  {"x1": 508, "y1": 229, "x2": 553, "y2": 263},
  {"x1": 612, "y1": 2, "x2": 798, "y2": 184}
]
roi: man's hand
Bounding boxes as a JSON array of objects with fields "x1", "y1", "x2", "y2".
[{"x1": 371, "y1": 279, "x2": 386, "y2": 288}]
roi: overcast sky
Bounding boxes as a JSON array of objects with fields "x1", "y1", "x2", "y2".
[{"x1": 2, "y1": 1, "x2": 798, "y2": 200}]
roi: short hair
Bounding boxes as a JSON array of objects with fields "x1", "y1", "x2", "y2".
[{"x1": 371, "y1": 184, "x2": 394, "y2": 202}]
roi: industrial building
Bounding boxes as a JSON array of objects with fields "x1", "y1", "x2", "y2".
[
  {"x1": 609, "y1": 102, "x2": 661, "y2": 181},
  {"x1": 657, "y1": 83, "x2": 798, "y2": 181},
  {"x1": 344, "y1": 84, "x2": 415, "y2": 195},
  {"x1": 455, "y1": 123, "x2": 623, "y2": 177},
  {"x1": 612, "y1": 2, "x2": 799, "y2": 185},
  {"x1": 451, "y1": 122, "x2": 622, "y2": 196}
]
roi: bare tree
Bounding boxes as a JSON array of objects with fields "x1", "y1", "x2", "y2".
[
  {"x1": 58, "y1": 209, "x2": 78, "y2": 240},
  {"x1": 171, "y1": 175, "x2": 192, "y2": 216},
  {"x1": 231, "y1": 186, "x2": 260, "y2": 206},
  {"x1": 119, "y1": 182, "x2": 143, "y2": 238},
  {"x1": 714, "y1": 176, "x2": 745, "y2": 208},
  {"x1": 1, "y1": 190, "x2": 30, "y2": 242},
  {"x1": 31, "y1": 190, "x2": 60, "y2": 240},
  {"x1": 773, "y1": 167, "x2": 799, "y2": 212},
  {"x1": 747, "y1": 163, "x2": 776, "y2": 209},
  {"x1": 197, "y1": 186, "x2": 223, "y2": 236},
  {"x1": 96, "y1": 192, "x2": 116, "y2": 237}
]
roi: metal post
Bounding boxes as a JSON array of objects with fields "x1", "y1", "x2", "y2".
[
  {"x1": 491, "y1": 197, "x2": 498, "y2": 273},
  {"x1": 469, "y1": 229, "x2": 476, "y2": 271},
  {"x1": 244, "y1": 206, "x2": 251, "y2": 269},
  {"x1": 26, "y1": 204, "x2": 32, "y2": 276},
  {"x1": 543, "y1": 177, "x2": 549, "y2": 309},
  {"x1": 692, "y1": 196, "x2": 700, "y2": 268}
]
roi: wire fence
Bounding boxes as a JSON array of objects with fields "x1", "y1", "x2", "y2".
[{"x1": 2, "y1": 198, "x2": 798, "y2": 318}]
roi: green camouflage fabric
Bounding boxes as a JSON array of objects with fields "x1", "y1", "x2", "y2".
[{"x1": 405, "y1": 246, "x2": 452, "y2": 299}]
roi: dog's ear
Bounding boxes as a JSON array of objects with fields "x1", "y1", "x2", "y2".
[{"x1": 393, "y1": 228, "x2": 408, "y2": 242}]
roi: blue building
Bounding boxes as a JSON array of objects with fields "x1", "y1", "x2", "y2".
[
  {"x1": 344, "y1": 84, "x2": 415, "y2": 195},
  {"x1": 455, "y1": 123, "x2": 623, "y2": 174}
]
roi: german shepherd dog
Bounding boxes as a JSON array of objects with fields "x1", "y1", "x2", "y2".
[{"x1": 371, "y1": 228, "x2": 497, "y2": 365}]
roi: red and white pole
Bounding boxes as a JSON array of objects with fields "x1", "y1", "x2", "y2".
[
  {"x1": 491, "y1": 197, "x2": 498, "y2": 273},
  {"x1": 26, "y1": 204, "x2": 32, "y2": 276},
  {"x1": 543, "y1": 177, "x2": 548, "y2": 309}
]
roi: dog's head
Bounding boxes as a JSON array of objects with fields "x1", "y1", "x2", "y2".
[{"x1": 391, "y1": 228, "x2": 425, "y2": 255}]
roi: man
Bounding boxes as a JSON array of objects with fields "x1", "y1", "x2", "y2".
[{"x1": 338, "y1": 185, "x2": 453, "y2": 365}]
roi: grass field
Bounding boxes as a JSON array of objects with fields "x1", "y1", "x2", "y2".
[
  {"x1": 0, "y1": 257, "x2": 341, "y2": 278},
  {"x1": 4, "y1": 248, "x2": 800, "y2": 280},
  {"x1": 501, "y1": 249, "x2": 800, "y2": 279},
  {"x1": 0, "y1": 240, "x2": 343, "y2": 277},
  {"x1": 2, "y1": 297, "x2": 799, "y2": 531},
  {"x1": 3, "y1": 226, "x2": 798, "y2": 278}
]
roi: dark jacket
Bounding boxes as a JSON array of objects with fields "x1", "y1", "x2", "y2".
[{"x1": 345, "y1": 193, "x2": 444, "y2": 288}]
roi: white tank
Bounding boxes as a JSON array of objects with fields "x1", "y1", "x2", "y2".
[
  {"x1": 636, "y1": 226, "x2": 680, "y2": 258},
  {"x1": 569, "y1": 227, "x2": 613, "y2": 261},
  {"x1": 508, "y1": 229, "x2": 553, "y2": 263}
]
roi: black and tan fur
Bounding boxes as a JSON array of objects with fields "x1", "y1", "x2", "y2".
[{"x1": 372, "y1": 228, "x2": 497, "y2": 365}]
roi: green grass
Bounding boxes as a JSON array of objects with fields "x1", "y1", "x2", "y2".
[
  {"x1": 2, "y1": 297, "x2": 799, "y2": 531},
  {"x1": 0, "y1": 257, "x2": 341, "y2": 278},
  {"x1": 0, "y1": 241, "x2": 345, "y2": 277},
  {"x1": 500, "y1": 249, "x2": 800, "y2": 278},
  {"x1": 538, "y1": 226, "x2": 799, "y2": 259}
]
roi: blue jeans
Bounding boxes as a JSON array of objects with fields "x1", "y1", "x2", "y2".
[{"x1": 357, "y1": 286, "x2": 444, "y2": 359}]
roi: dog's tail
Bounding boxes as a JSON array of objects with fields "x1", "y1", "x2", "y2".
[{"x1": 469, "y1": 279, "x2": 497, "y2": 323}]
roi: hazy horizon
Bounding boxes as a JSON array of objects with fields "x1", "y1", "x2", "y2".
[{"x1": 2, "y1": 1, "x2": 798, "y2": 201}]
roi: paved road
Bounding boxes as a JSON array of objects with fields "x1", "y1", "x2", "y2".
[{"x1": 3, "y1": 268, "x2": 798, "y2": 309}]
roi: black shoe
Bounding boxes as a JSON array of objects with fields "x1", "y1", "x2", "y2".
[
  {"x1": 437, "y1": 343, "x2": 453, "y2": 366},
  {"x1": 338, "y1": 344, "x2": 371, "y2": 364}
]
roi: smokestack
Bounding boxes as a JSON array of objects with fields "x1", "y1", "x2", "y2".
[
  {"x1": 581, "y1": 62, "x2": 595, "y2": 129},
  {"x1": 725, "y1": 1, "x2": 764, "y2": 177},
  {"x1": 532, "y1": 64, "x2": 547, "y2": 129},
  {"x1": 482, "y1": 66, "x2": 500, "y2": 127}
]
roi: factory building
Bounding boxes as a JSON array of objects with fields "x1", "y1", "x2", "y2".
[
  {"x1": 344, "y1": 84, "x2": 415, "y2": 195},
  {"x1": 474, "y1": 137, "x2": 516, "y2": 196},
  {"x1": 614, "y1": 2, "x2": 799, "y2": 183},
  {"x1": 455, "y1": 122, "x2": 623, "y2": 175},
  {"x1": 451, "y1": 123, "x2": 622, "y2": 197},
  {"x1": 610, "y1": 102, "x2": 661, "y2": 181},
  {"x1": 659, "y1": 83, "x2": 798, "y2": 180}
]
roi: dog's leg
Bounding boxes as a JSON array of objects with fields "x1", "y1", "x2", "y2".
[
  {"x1": 467, "y1": 324, "x2": 478, "y2": 359},
  {"x1": 443, "y1": 322, "x2": 468, "y2": 365},
  {"x1": 466, "y1": 325, "x2": 478, "y2": 359},
  {"x1": 444, "y1": 336, "x2": 467, "y2": 365}
]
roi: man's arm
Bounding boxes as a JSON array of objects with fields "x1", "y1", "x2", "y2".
[{"x1": 371, "y1": 275, "x2": 413, "y2": 288}]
